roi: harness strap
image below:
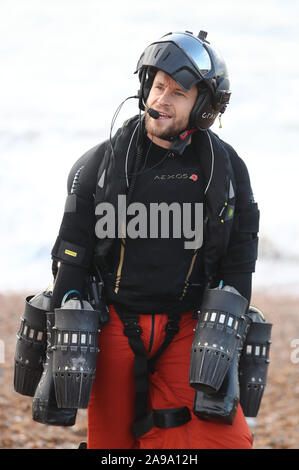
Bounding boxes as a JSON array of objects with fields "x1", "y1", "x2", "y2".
[
  {"x1": 121, "y1": 311, "x2": 149, "y2": 422},
  {"x1": 148, "y1": 314, "x2": 181, "y2": 373},
  {"x1": 131, "y1": 407, "x2": 191, "y2": 439},
  {"x1": 114, "y1": 304, "x2": 191, "y2": 438}
]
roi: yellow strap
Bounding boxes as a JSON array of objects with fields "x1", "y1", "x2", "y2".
[{"x1": 249, "y1": 305, "x2": 265, "y2": 320}]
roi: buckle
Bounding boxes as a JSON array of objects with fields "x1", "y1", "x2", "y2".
[
  {"x1": 123, "y1": 320, "x2": 142, "y2": 337},
  {"x1": 166, "y1": 320, "x2": 180, "y2": 335}
]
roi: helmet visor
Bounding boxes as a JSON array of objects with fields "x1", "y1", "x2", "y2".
[{"x1": 159, "y1": 32, "x2": 212, "y2": 77}]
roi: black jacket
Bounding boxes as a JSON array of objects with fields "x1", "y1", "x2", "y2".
[{"x1": 50, "y1": 116, "x2": 259, "y2": 310}]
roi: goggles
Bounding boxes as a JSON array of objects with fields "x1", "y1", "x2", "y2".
[{"x1": 136, "y1": 32, "x2": 217, "y2": 91}]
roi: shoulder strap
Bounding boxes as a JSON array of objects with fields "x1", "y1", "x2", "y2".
[
  {"x1": 94, "y1": 116, "x2": 141, "y2": 259},
  {"x1": 193, "y1": 130, "x2": 236, "y2": 285}
]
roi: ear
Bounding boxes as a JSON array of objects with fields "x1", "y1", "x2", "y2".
[
  {"x1": 138, "y1": 67, "x2": 157, "y2": 111},
  {"x1": 144, "y1": 68, "x2": 157, "y2": 100},
  {"x1": 137, "y1": 69, "x2": 147, "y2": 111}
]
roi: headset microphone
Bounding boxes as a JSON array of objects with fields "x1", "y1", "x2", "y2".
[
  {"x1": 147, "y1": 107, "x2": 160, "y2": 119},
  {"x1": 142, "y1": 101, "x2": 160, "y2": 119}
]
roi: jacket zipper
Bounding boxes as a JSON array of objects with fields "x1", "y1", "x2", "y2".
[
  {"x1": 180, "y1": 248, "x2": 199, "y2": 300},
  {"x1": 148, "y1": 314, "x2": 155, "y2": 353},
  {"x1": 114, "y1": 238, "x2": 126, "y2": 294}
]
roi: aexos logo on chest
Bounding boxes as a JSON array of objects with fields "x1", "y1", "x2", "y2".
[{"x1": 154, "y1": 173, "x2": 198, "y2": 181}]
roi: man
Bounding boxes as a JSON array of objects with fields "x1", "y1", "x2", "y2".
[
  {"x1": 145, "y1": 69, "x2": 198, "y2": 145},
  {"x1": 49, "y1": 31, "x2": 259, "y2": 449}
]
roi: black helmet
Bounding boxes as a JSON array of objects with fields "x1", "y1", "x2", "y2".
[{"x1": 135, "y1": 30, "x2": 231, "y2": 129}]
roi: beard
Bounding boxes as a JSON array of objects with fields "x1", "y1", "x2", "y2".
[{"x1": 145, "y1": 112, "x2": 188, "y2": 140}]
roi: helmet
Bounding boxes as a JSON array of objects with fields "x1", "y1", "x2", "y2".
[{"x1": 135, "y1": 30, "x2": 231, "y2": 129}]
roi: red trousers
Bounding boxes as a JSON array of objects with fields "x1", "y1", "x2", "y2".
[{"x1": 87, "y1": 305, "x2": 253, "y2": 449}]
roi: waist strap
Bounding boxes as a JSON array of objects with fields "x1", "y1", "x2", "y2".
[{"x1": 132, "y1": 407, "x2": 191, "y2": 439}]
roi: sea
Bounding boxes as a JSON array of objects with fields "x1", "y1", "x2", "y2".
[{"x1": 0, "y1": 0, "x2": 298, "y2": 295}]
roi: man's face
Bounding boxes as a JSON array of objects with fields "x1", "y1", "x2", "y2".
[{"x1": 145, "y1": 70, "x2": 198, "y2": 147}]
